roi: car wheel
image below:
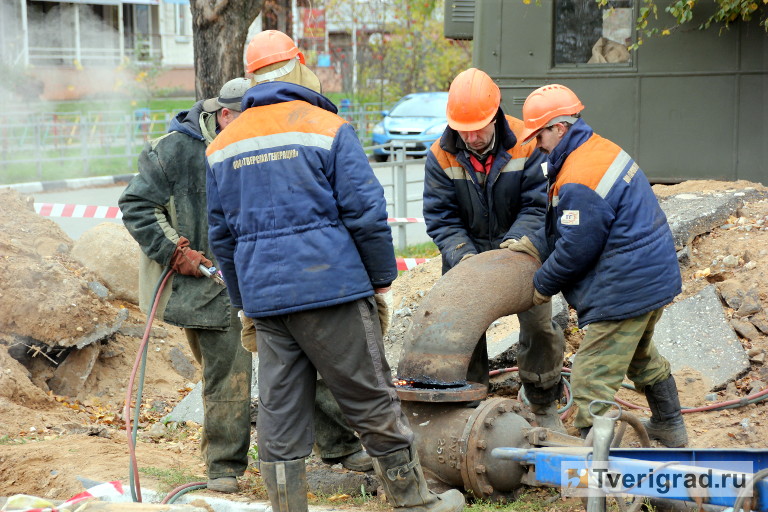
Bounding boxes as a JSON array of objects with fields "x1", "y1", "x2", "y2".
[{"x1": 373, "y1": 154, "x2": 389, "y2": 163}]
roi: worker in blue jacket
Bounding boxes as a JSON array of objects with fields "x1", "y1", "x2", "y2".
[
  {"x1": 424, "y1": 68, "x2": 566, "y2": 433},
  {"x1": 205, "y1": 30, "x2": 465, "y2": 512},
  {"x1": 511, "y1": 84, "x2": 687, "y2": 447}
]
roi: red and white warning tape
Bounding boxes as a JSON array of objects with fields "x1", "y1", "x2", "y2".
[
  {"x1": 34, "y1": 202, "x2": 122, "y2": 219},
  {"x1": 397, "y1": 258, "x2": 430, "y2": 271},
  {"x1": 4, "y1": 480, "x2": 124, "y2": 512},
  {"x1": 387, "y1": 217, "x2": 424, "y2": 223}
]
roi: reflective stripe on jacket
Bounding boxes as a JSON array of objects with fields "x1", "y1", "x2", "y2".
[
  {"x1": 532, "y1": 119, "x2": 681, "y2": 327},
  {"x1": 423, "y1": 111, "x2": 547, "y2": 272},
  {"x1": 205, "y1": 82, "x2": 397, "y2": 318}
]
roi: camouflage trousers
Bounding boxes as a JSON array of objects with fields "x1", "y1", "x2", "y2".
[
  {"x1": 185, "y1": 308, "x2": 253, "y2": 479},
  {"x1": 570, "y1": 308, "x2": 671, "y2": 428}
]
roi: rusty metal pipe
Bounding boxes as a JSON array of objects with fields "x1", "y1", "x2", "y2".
[
  {"x1": 402, "y1": 398, "x2": 533, "y2": 502},
  {"x1": 397, "y1": 249, "x2": 539, "y2": 386}
]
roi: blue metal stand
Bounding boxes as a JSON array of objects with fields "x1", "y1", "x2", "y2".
[{"x1": 493, "y1": 447, "x2": 768, "y2": 510}]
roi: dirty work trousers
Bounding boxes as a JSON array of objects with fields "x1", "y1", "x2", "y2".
[
  {"x1": 185, "y1": 308, "x2": 252, "y2": 479},
  {"x1": 314, "y1": 379, "x2": 364, "y2": 459},
  {"x1": 467, "y1": 301, "x2": 565, "y2": 404},
  {"x1": 254, "y1": 296, "x2": 413, "y2": 462},
  {"x1": 570, "y1": 308, "x2": 672, "y2": 428}
]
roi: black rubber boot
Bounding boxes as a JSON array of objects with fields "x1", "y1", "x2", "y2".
[
  {"x1": 260, "y1": 459, "x2": 308, "y2": 512},
  {"x1": 525, "y1": 380, "x2": 566, "y2": 434},
  {"x1": 529, "y1": 402, "x2": 567, "y2": 434},
  {"x1": 372, "y1": 447, "x2": 465, "y2": 512},
  {"x1": 642, "y1": 375, "x2": 688, "y2": 448}
]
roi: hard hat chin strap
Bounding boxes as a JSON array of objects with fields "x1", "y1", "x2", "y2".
[{"x1": 252, "y1": 56, "x2": 298, "y2": 83}]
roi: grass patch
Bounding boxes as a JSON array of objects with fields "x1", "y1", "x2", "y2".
[
  {"x1": 465, "y1": 488, "x2": 581, "y2": 512},
  {"x1": 0, "y1": 435, "x2": 27, "y2": 445},
  {"x1": 395, "y1": 241, "x2": 439, "y2": 258},
  {"x1": 139, "y1": 465, "x2": 204, "y2": 495}
]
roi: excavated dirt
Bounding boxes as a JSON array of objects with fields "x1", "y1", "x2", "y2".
[{"x1": 1, "y1": 179, "x2": 768, "y2": 507}]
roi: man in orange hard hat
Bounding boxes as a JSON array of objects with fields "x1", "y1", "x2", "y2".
[
  {"x1": 422, "y1": 67, "x2": 566, "y2": 433},
  {"x1": 510, "y1": 83, "x2": 687, "y2": 447},
  {"x1": 206, "y1": 30, "x2": 465, "y2": 512}
]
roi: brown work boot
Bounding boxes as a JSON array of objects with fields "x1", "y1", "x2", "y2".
[
  {"x1": 372, "y1": 447, "x2": 464, "y2": 512},
  {"x1": 207, "y1": 476, "x2": 239, "y2": 493},
  {"x1": 322, "y1": 449, "x2": 374, "y2": 472}
]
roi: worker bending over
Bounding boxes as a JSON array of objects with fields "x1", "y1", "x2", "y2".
[{"x1": 509, "y1": 84, "x2": 687, "y2": 447}]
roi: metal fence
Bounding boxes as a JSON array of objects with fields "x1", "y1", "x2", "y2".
[
  {"x1": 1, "y1": 106, "x2": 432, "y2": 249},
  {"x1": 0, "y1": 105, "x2": 391, "y2": 182}
]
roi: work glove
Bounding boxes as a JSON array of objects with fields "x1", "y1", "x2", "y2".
[
  {"x1": 459, "y1": 253, "x2": 476, "y2": 264},
  {"x1": 373, "y1": 288, "x2": 394, "y2": 336},
  {"x1": 238, "y1": 310, "x2": 257, "y2": 353},
  {"x1": 533, "y1": 288, "x2": 551, "y2": 306},
  {"x1": 169, "y1": 236, "x2": 212, "y2": 277},
  {"x1": 500, "y1": 235, "x2": 541, "y2": 263}
]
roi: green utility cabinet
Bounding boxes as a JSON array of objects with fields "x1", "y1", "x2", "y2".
[{"x1": 460, "y1": 0, "x2": 767, "y2": 183}]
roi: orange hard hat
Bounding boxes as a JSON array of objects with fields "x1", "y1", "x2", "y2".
[
  {"x1": 245, "y1": 30, "x2": 305, "y2": 74},
  {"x1": 446, "y1": 68, "x2": 501, "y2": 132},
  {"x1": 520, "y1": 84, "x2": 584, "y2": 143}
]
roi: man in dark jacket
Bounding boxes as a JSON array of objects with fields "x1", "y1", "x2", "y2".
[
  {"x1": 206, "y1": 30, "x2": 464, "y2": 512},
  {"x1": 514, "y1": 83, "x2": 687, "y2": 447},
  {"x1": 119, "y1": 78, "x2": 372, "y2": 495},
  {"x1": 423, "y1": 68, "x2": 566, "y2": 432}
]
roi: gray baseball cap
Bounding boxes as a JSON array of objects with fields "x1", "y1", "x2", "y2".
[{"x1": 202, "y1": 77, "x2": 251, "y2": 112}]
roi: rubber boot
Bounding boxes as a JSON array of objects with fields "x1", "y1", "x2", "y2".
[
  {"x1": 529, "y1": 402, "x2": 567, "y2": 434},
  {"x1": 260, "y1": 459, "x2": 308, "y2": 512},
  {"x1": 372, "y1": 447, "x2": 465, "y2": 512},
  {"x1": 642, "y1": 375, "x2": 688, "y2": 448}
]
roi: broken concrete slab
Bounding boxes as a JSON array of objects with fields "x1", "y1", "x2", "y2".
[
  {"x1": 61, "y1": 308, "x2": 130, "y2": 349},
  {"x1": 730, "y1": 318, "x2": 762, "y2": 341},
  {"x1": 653, "y1": 285, "x2": 751, "y2": 390},
  {"x1": 305, "y1": 464, "x2": 378, "y2": 496},
  {"x1": 659, "y1": 188, "x2": 768, "y2": 251},
  {"x1": 168, "y1": 346, "x2": 198, "y2": 382},
  {"x1": 164, "y1": 356, "x2": 259, "y2": 425},
  {"x1": 48, "y1": 342, "x2": 101, "y2": 397}
]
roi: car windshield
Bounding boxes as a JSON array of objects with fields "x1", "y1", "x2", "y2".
[{"x1": 389, "y1": 95, "x2": 447, "y2": 117}]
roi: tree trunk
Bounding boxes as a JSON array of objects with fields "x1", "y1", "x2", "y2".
[{"x1": 189, "y1": 0, "x2": 264, "y2": 100}]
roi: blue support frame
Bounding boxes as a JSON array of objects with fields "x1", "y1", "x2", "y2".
[{"x1": 493, "y1": 447, "x2": 768, "y2": 510}]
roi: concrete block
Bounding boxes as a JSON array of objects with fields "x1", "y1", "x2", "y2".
[
  {"x1": 653, "y1": 285, "x2": 751, "y2": 390},
  {"x1": 659, "y1": 188, "x2": 767, "y2": 251}
]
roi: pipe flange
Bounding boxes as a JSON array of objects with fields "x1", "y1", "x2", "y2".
[
  {"x1": 459, "y1": 397, "x2": 524, "y2": 502},
  {"x1": 396, "y1": 381, "x2": 488, "y2": 402}
]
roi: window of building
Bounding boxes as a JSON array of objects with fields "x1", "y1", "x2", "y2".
[
  {"x1": 174, "y1": 4, "x2": 188, "y2": 37},
  {"x1": 554, "y1": 0, "x2": 634, "y2": 66}
]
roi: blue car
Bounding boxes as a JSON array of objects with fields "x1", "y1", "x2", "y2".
[{"x1": 371, "y1": 92, "x2": 449, "y2": 162}]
